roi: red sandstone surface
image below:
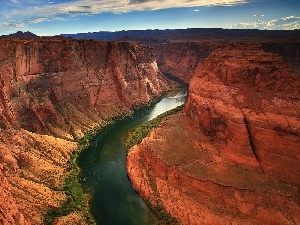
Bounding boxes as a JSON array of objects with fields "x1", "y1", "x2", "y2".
[
  {"x1": 127, "y1": 43, "x2": 300, "y2": 224},
  {"x1": 0, "y1": 38, "x2": 170, "y2": 138},
  {"x1": 153, "y1": 40, "x2": 300, "y2": 83},
  {"x1": 0, "y1": 37, "x2": 171, "y2": 224}
]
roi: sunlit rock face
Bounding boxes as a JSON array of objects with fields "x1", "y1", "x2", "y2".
[
  {"x1": 127, "y1": 43, "x2": 300, "y2": 225},
  {"x1": 185, "y1": 44, "x2": 300, "y2": 184},
  {"x1": 0, "y1": 38, "x2": 170, "y2": 139},
  {"x1": 0, "y1": 37, "x2": 171, "y2": 224}
]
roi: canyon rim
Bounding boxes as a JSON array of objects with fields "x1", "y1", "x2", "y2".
[{"x1": 0, "y1": 30, "x2": 300, "y2": 225}]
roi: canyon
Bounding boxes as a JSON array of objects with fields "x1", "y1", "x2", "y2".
[
  {"x1": 0, "y1": 30, "x2": 299, "y2": 225},
  {"x1": 127, "y1": 40, "x2": 300, "y2": 224},
  {"x1": 0, "y1": 37, "x2": 171, "y2": 224}
]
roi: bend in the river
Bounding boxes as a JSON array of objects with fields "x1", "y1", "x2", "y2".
[{"x1": 78, "y1": 89, "x2": 186, "y2": 225}]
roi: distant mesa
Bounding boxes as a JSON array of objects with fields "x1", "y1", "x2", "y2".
[
  {"x1": 1, "y1": 31, "x2": 38, "y2": 38},
  {"x1": 60, "y1": 28, "x2": 300, "y2": 44}
]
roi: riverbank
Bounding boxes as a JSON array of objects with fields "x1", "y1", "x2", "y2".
[
  {"x1": 44, "y1": 87, "x2": 184, "y2": 224},
  {"x1": 43, "y1": 111, "x2": 138, "y2": 224},
  {"x1": 126, "y1": 104, "x2": 184, "y2": 149},
  {"x1": 75, "y1": 89, "x2": 186, "y2": 225},
  {"x1": 44, "y1": 129, "x2": 98, "y2": 225},
  {"x1": 126, "y1": 105, "x2": 185, "y2": 225},
  {"x1": 43, "y1": 110, "x2": 139, "y2": 224}
]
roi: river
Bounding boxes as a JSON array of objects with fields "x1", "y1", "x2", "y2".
[{"x1": 78, "y1": 90, "x2": 186, "y2": 225}]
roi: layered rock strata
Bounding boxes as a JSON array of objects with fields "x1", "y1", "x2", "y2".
[
  {"x1": 0, "y1": 38, "x2": 170, "y2": 139},
  {"x1": 0, "y1": 37, "x2": 171, "y2": 224},
  {"x1": 127, "y1": 44, "x2": 300, "y2": 224}
]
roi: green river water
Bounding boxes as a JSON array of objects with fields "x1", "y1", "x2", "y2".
[{"x1": 78, "y1": 90, "x2": 186, "y2": 225}]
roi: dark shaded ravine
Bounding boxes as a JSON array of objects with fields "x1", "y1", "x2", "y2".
[{"x1": 78, "y1": 90, "x2": 186, "y2": 225}]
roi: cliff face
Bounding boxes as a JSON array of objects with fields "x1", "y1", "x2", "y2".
[
  {"x1": 262, "y1": 42, "x2": 300, "y2": 75},
  {"x1": 152, "y1": 40, "x2": 300, "y2": 84},
  {"x1": 127, "y1": 43, "x2": 300, "y2": 224},
  {"x1": 152, "y1": 42, "x2": 216, "y2": 83},
  {"x1": 0, "y1": 38, "x2": 170, "y2": 139},
  {"x1": 0, "y1": 39, "x2": 167, "y2": 138},
  {"x1": 0, "y1": 37, "x2": 171, "y2": 224},
  {"x1": 185, "y1": 44, "x2": 300, "y2": 184}
]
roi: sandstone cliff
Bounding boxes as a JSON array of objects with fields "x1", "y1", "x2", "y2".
[
  {"x1": 153, "y1": 40, "x2": 300, "y2": 84},
  {"x1": 0, "y1": 38, "x2": 170, "y2": 139},
  {"x1": 0, "y1": 37, "x2": 171, "y2": 224},
  {"x1": 152, "y1": 41, "x2": 216, "y2": 83},
  {"x1": 127, "y1": 43, "x2": 300, "y2": 224}
]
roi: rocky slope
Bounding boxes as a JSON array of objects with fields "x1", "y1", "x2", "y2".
[
  {"x1": 0, "y1": 129, "x2": 76, "y2": 224},
  {"x1": 127, "y1": 43, "x2": 300, "y2": 224},
  {"x1": 0, "y1": 37, "x2": 171, "y2": 224}
]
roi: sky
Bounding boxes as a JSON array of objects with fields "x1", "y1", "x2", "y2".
[{"x1": 0, "y1": 0, "x2": 299, "y2": 36}]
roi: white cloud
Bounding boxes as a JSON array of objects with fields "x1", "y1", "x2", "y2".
[
  {"x1": 1, "y1": 16, "x2": 67, "y2": 30},
  {"x1": 27, "y1": 17, "x2": 50, "y2": 24},
  {"x1": 193, "y1": 9, "x2": 204, "y2": 12},
  {"x1": 231, "y1": 15, "x2": 300, "y2": 30},
  {"x1": 282, "y1": 15, "x2": 298, "y2": 21},
  {"x1": 4, "y1": 0, "x2": 249, "y2": 19},
  {"x1": 253, "y1": 14, "x2": 264, "y2": 17},
  {"x1": 15, "y1": 22, "x2": 26, "y2": 27},
  {"x1": 11, "y1": 0, "x2": 19, "y2": 3},
  {"x1": 2, "y1": 21, "x2": 27, "y2": 28}
]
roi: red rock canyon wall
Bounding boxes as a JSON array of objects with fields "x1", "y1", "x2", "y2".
[
  {"x1": 0, "y1": 37, "x2": 171, "y2": 224},
  {"x1": 152, "y1": 41, "x2": 216, "y2": 83},
  {"x1": 0, "y1": 38, "x2": 170, "y2": 138},
  {"x1": 127, "y1": 42, "x2": 300, "y2": 224}
]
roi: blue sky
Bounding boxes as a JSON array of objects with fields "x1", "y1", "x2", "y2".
[{"x1": 0, "y1": 0, "x2": 299, "y2": 36}]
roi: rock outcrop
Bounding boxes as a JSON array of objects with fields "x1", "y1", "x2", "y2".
[
  {"x1": 185, "y1": 44, "x2": 300, "y2": 184},
  {"x1": 1, "y1": 31, "x2": 38, "y2": 39},
  {"x1": 127, "y1": 43, "x2": 300, "y2": 224},
  {"x1": 0, "y1": 37, "x2": 171, "y2": 224}
]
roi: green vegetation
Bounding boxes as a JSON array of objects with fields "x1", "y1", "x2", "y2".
[
  {"x1": 126, "y1": 104, "x2": 183, "y2": 149},
  {"x1": 44, "y1": 90, "x2": 184, "y2": 225},
  {"x1": 44, "y1": 129, "x2": 100, "y2": 225},
  {"x1": 126, "y1": 102, "x2": 184, "y2": 225},
  {"x1": 145, "y1": 200, "x2": 181, "y2": 225},
  {"x1": 44, "y1": 162, "x2": 95, "y2": 225}
]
